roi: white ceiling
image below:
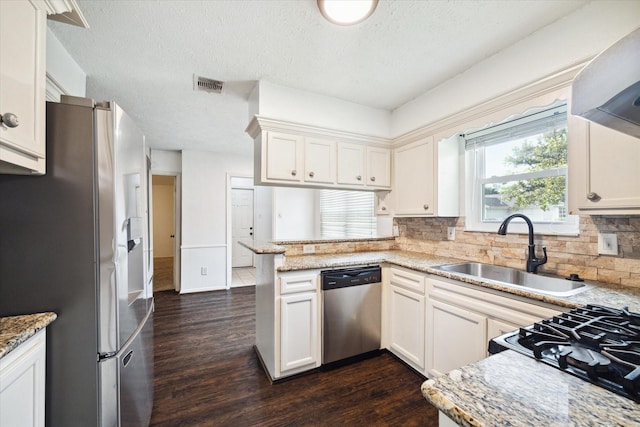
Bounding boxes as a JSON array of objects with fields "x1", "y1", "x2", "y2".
[{"x1": 48, "y1": 0, "x2": 589, "y2": 156}]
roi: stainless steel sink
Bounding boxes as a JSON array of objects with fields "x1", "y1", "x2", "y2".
[{"x1": 431, "y1": 262, "x2": 591, "y2": 297}]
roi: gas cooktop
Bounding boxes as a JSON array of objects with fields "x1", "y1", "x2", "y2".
[{"x1": 489, "y1": 304, "x2": 640, "y2": 403}]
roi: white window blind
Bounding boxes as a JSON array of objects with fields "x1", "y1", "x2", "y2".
[{"x1": 319, "y1": 190, "x2": 376, "y2": 239}]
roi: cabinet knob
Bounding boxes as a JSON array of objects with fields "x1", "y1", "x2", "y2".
[
  {"x1": 586, "y1": 192, "x2": 600, "y2": 201},
  {"x1": 381, "y1": 206, "x2": 386, "y2": 211},
  {"x1": 291, "y1": 170, "x2": 297, "y2": 176},
  {"x1": 308, "y1": 171, "x2": 314, "y2": 178},
  {"x1": 356, "y1": 175, "x2": 362, "y2": 181},
  {"x1": 423, "y1": 204, "x2": 429, "y2": 210},
  {"x1": 0, "y1": 112, "x2": 19, "y2": 128},
  {"x1": 370, "y1": 176, "x2": 376, "y2": 182}
]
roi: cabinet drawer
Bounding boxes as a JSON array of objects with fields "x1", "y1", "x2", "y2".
[
  {"x1": 389, "y1": 267, "x2": 425, "y2": 294},
  {"x1": 280, "y1": 273, "x2": 318, "y2": 294}
]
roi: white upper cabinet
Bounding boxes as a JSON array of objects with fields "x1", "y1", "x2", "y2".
[
  {"x1": 264, "y1": 131, "x2": 304, "y2": 183},
  {"x1": 569, "y1": 118, "x2": 640, "y2": 214},
  {"x1": 366, "y1": 146, "x2": 391, "y2": 189},
  {"x1": 0, "y1": 0, "x2": 47, "y2": 175},
  {"x1": 394, "y1": 135, "x2": 459, "y2": 216},
  {"x1": 337, "y1": 142, "x2": 365, "y2": 186},
  {"x1": 394, "y1": 137, "x2": 435, "y2": 215},
  {"x1": 304, "y1": 137, "x2": 335, "y2": 184},
  {"x1": 248, "y1": 117, "x2": 391, "y2": 191}
]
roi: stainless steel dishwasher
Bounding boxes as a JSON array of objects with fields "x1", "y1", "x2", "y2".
[{"x1": 321, "y1": 266, "x2": 382, "y2": 365}]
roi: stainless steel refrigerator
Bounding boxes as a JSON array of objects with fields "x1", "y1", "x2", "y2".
[{"x1": 0, "y1": 96, "x2": 154, "y2": 426}]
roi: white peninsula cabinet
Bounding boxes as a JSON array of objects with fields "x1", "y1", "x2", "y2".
[
  {"x1": 279, "y1": 272, "x2": 320, "y2": 374},
  {"x1": 0, "y1": 0, "x2": 47, "y2": 175},
  {"x1": 385, "y1": 266, "x2": 426, "y2": 372},
  {"x1": 337, "y1": 142, "x2": 391, "y2": 189},
  {"x1": 254, "y1": 254, "x2": 321, "y2": 381},
  {"x1": 0, "y1": 330, "x2": 46, "y2": 427},
  {"x1": 247, "y1": 117, "x2": 391, "y2": 190},
  {"x1": 425, "y1": 276, "x2": 563, "y2": 378},
  {"x1": 393, "y1": 135, "x2": 459, "y2": 216},
  {"x1": 569, "y1": 119, "x2": 640, "y2": 215}
]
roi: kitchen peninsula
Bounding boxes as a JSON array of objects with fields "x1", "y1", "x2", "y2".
[{"x1": 242, "y1": 238, "x2": 640, "y2": 425}]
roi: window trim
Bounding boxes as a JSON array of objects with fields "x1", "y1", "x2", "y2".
[{"x1": 464, "y1": 101, "x2": 579, "y2": 236}]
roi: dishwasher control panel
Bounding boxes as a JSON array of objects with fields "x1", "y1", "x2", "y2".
[{"x1": 321, "y1": 266, "x2": 381, "y2": 290}]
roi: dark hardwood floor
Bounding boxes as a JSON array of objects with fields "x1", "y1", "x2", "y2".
[{"x1": 150, "y1": 287, "x2": 439, "y2": 426}]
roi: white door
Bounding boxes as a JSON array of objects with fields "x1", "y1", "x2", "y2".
[{"x1": 231, "y1": 188, "x2": 254, "y2": 267}]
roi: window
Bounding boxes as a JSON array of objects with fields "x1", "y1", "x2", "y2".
[
  {"x1": 465, "y1": 103, "x2": 578, "y2": 234},
  {"x1": 319, "y1": 190, "x2": 376, "y2": 239}
]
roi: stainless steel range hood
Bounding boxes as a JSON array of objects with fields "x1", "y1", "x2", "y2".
[{"x1": 571, "y1": 28, "x2": 640, "y2": 138}]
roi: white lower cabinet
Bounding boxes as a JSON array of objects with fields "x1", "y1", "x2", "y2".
[
  {"x1": 425, "y1": 276, "x2": 562, "y2": 378},
  {"x1": 280, "y1": 292, "x2": 318, "y2": 373},
  {"x1": 426, "y1": 299, "x2": 486, "y2": 377},
  {"x1": 487, "y1": 318, "x2": 520, "y2": 342},
  {"x1": 389, "y1": 285, "x2": 426, "y2": 370},
  {"x1": 386, "y1": 267, "x2": 426, "y2": 371},
  {"x1": 0, "y1": 329, "x2": 46, "y2": 427},
  {"x1": 274, "y1": 270, "x2": 321, "y2": 379}
]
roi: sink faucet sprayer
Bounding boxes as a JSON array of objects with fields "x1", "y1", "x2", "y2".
[{"x1": 497, "y1": 214, "x2": 547, "y2": 274}]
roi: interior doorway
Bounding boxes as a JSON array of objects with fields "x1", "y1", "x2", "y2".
[
  {"x1": 231, "y1": 188, "x2": 254, "y2": 267},
  {"x1": 227, "y1": 175, "x2": 256, "y2": 288},
  {"x1": 152, "y1": 174, "x2": 180, "y2": 292}
]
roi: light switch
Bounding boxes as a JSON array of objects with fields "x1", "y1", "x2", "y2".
[{"x1": 598, "y1": 233, "x2": 618, "y2": 255}]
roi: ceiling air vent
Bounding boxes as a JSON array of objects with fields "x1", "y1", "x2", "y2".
[{"x1": 194, "y1": 75, "x2": 223, "y2": 94}]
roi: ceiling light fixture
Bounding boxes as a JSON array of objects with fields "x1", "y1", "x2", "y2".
[{"x1": 317, "y1": 0, "x2": 378, "y2": 26}]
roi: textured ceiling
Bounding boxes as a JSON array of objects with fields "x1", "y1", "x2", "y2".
[{"x1": 48, "y1": 0, "x2": 588, "y2": 155}]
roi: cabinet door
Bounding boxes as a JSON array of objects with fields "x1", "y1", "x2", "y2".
[
  {"x1": 426, "y1": 298, "x2": 486, "y2": 377},
  {"x1": 0, "y1": 0, "x2": 46, "y2": 174},
  {"x1": 366, "y1": 147, "x2": 391, "y2": 188},
  {"x1": 388, "y1": 285, "x2": 425, "y2": 370},
  {"x1": 572, "y1": 123, "x2": 640, "y2": 211},
  {"x1": 394, "y1": 138, "x2": 434, "y2": 215},
  {"x1": 280, "y1": 292, "x2": 318, "y2": 372},
  {"x1": 304, "y1": 138, "x2": 335, "y2": 184},
  {"x1": 265, "y1": 132, "x2": 303, "y2": 182},
  {"x1": 487, "y1": 318, "x2": 519, "y2": 342},
  {"x1": 0, "y1": 331, "x2": 46, "y2": 427},
  {"x1": 337, "y1": 142, "x2": 365, "y2": 186}
]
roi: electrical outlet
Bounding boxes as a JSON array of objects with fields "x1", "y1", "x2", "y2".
[
  {"x1": 447, "y1": 226, "x2": 456, "y2": 241},
  {"x1": 201, "y1": 267, "x2": 208, "y2": 275},
  {"x1": 598, "y1": 233, "x2": 618, "y2": 255},
  {"x1": 303, "y1": 244, "x2": 315, "y2": 254}
]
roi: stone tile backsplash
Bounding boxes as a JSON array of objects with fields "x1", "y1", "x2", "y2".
[{"x1": 394, "y1": 216, "x2": 640, "y2": 288}]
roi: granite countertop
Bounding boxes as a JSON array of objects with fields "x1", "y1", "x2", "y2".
[
  {"x1": 238, "y1": 240, "x2": 286, "y2": 254},
  {"x1": 278, "y1": 250, "x2": 640, "y2": 312},
  {"x1": 421, "y1": 350, "x2": 640, "y2": 426},
  {"x1": 0, "y1": 312, "x2": 57, "y2": 360}
]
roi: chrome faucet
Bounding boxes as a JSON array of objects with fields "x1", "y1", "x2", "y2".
[{"x1": 497, "y1": 214, "x2": 547, "y2": 274}]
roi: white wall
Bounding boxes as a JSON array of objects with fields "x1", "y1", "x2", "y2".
[
  {"x1": 273, "y1": 187, "x2": 317, "y2": 241},
  {"x1": 391, "y1": 1, "x2": 640, "y2": 137},
  {"x1": 46, "y1": 28, "x2": 86, "y2": 97},
  {"x1": 181, "y1": 150, "x2": 253, "y2": 293},
  {"x1": 150, "y1": 149, "x2": 182, "y2": 173},
  {"x1": 256, "y1": 80, "x2": 391, "y2": 138}
]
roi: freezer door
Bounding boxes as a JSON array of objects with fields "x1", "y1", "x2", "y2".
[
  {"x1": 96, "y1": 103, "x2": 149, "y2": 354},
  {"x1": 100, "y1": 302, "x2": 154, "y2": 427}
]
